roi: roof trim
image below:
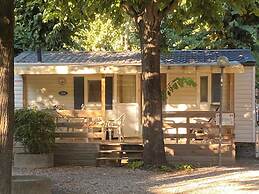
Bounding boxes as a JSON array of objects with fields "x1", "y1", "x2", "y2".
[
  {"x1": 14, "y1": 49, "x2": 256, "y2": 66},
  {"x1": 14, "y1": 61, "x2": 247, "y2": 67}
]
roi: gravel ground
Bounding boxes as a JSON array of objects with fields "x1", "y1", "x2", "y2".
[{"x1": 13, "y1": 164, "x2": 259, "y2": 194}]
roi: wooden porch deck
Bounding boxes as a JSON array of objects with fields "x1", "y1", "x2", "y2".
[
  {"x1": 53, "y1": 141, "x2": 235, "y2": 167},
  {"x1": 53, "y1": 110, "x2": 235, "y2": 166}
]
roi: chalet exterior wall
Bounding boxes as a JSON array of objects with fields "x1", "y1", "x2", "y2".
[
  {"x1": 25, "y1": 75, "x2": 74, "y2": 109},
  {"x1": 14, "y1": 75, "x2": 23, "y2": 108},
  {"x1": 234, "y1": 66, "x2": 256, "y2": 143},
  {"x1": 14, "y1": 49, "x2": 257, "y2": 160},
  {"x1": 15, "y1": 68, "x2": 256, "y2": 142}
]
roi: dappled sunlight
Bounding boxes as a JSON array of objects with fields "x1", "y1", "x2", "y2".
[
  {"x1": 143, "y1": 115, "x2": 161, "y2": 129},
  {"x1": 142, "y1": 72, "x2": 159, "y2": 80},
  {"x1": 164, "y1": 104, "x2": 197, "y2": 111},
  {"x1": 15, "y1": 65, "x2": 141, "y2": 74},
  {"x1": 115, "y1": 103, "x2": 141, "y2": 137},
  {"x1": 55, "y1": 66, "x2": 69, "y2": 74},
  {"x1": 244, "y1": 112, "x2": 252, "y2": 119},
  {"x1": 145, "y1": 167, "x2": 259, "y2": 194}
]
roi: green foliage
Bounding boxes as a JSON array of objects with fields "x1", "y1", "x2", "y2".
[
  {"x1": 73, "y1": 14, "x2": 139, "y2": 51},
  {"x1": 127, "y1": 160, "x2": 144, "y2": 170},
  {"x1": 159, "y1": 165, "x2": 173, "y2": 172},
  {"x1": 161, "y1": 3, "x2": 259, "y2": 51},
  {"x1": 14, "y1": 0, "x2": 258, "y2": 55},
  {"x1": 175, "y1": 163, "x2": 194, "y2": 170},
  {"x1": 14, "y1": 108, "x2": 56, "y2": 154},
  {"x1": 14, "y1": 0, "x2": 86, "y2": 54},
  {"x1": 162, "y1": 77, "x2": 196, "y2": 100}
]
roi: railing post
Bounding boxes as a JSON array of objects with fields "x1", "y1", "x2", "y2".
[{"x1": 187, "y1": 117, "x2": 190, "y2": 144}]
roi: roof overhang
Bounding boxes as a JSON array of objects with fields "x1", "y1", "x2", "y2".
[{"x1": 14, "y1": 61, "x2": 245, "y2": 75}]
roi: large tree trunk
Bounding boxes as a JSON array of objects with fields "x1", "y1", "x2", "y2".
[
  {"x1": 0, "y1": 1, "x2": 15, "y2": 194},
  {"x1": 138, "y1": 5, "x2": 166, "y2": 165}
]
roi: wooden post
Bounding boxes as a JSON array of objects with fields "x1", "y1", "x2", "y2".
[
  {"x1": 176, "y1": 128, "x2": 179, "y2": 144},
  {"x1": 101, "y1": 77, "x2": 106, "y2": 119},
  {"x1": 218, "y1": 66, "x2": 224, "y2": 166},
  {"x1": 186, "y1": 117, "x2": 190, "y2": 144}
]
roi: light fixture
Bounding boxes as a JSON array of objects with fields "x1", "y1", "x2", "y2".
[
  {"x1": 217, "y1": 56, "x2": 230, "y2": 68},
  {"x1": 58, "y1": 77, "x2": 66, "y2": 85}
]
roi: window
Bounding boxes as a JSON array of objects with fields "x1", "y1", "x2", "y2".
[
  {"x1": 200, "y1": 76, "x2": 208, "y2": 102},
  {"x1": 211, "y1": 74, "x2": 221, "y2": 103},
  {"x1": 118, "y1": 75, "x2": 136, "y2": 103},
  {"x1": 88, "y1": 80, "x2": 101, "y2": 102},
  {"x1": 74, "y1": 77, "x2": 84, "y2": 109},
  {"x1": 105, "y1": 77, "x2": 113, "y2": 110}
]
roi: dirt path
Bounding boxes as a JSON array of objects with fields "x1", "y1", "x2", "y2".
[{"x1": 13, "y1": 164, "x2": 259, "y2": 194}]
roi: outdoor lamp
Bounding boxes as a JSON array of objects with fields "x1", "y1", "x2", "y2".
[{"x1": 217, "y1": 56, "x2": 230, "y2": 68}]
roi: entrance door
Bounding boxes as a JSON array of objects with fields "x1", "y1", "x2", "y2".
[{"x1": 84, "y1": 75, "x2": 102, "y2": 110}]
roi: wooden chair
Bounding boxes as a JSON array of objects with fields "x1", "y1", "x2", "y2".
[
  {"x1": 191, "y1": 106, "x2": 220, "y2": 143},
  {"x1": 106, "y1": 114, "x2": 126, "y2": 141}
]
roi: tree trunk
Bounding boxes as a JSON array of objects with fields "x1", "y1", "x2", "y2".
[
  {"x1": 138, "y1": 5, "x2": 166, "y2": 165},
  {"x1": 0, "y1": 1, "x2": 15, "y2": 194}
]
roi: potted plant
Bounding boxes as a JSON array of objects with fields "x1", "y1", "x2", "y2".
[{"x1": 14, "y1": 108, "x2": 56, "y2": 168}]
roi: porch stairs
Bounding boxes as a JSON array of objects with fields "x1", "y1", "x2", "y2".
[{"x1": 96, "y1": 143, "x2": 143, "y2": 166}]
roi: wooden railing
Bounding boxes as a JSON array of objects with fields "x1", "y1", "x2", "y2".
[
  {"x1": 54, "y1": 110, "x2": 105, "y2": 141},
  {"x1": 163, "y1": 111, "x2": 234, "y2": 144}
]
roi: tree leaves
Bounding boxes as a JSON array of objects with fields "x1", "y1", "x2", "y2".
[{"x1": 162, "y1": 77, "x2": 196, "y2": 101}]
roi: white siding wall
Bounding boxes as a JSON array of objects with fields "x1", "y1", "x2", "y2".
[
  {"x1": 166, "y1": 73, "x2": 197, "y2": 111},
  {"x1": 26, "y1": 75, "x2": 74, "y2": 109},
  {"x1": 14, "y1": 75, "x2": 23, "y2": 108},
  {"x1": 234, "y1": 66, "x2": 256, "y2": 143}
]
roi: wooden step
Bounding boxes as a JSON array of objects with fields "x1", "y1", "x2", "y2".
[
  {"x1": 100, "y1": 144, "x2": 121, "y2": 151},
  {"x1": 96, "y1": 156, "x2": 142, "y2": 160},
  {"x1": 99, "y1": 149, "x2": 143, "y2": 153},
  {"x1": 96, "y1": 157, "x2": 122, "y2": 161}
]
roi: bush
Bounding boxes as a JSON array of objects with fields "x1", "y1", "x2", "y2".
[
  {"x1": 175, "y1": 163, "x2": 194, "y2": 170},
  {"x1": 159, "y1": 165, "x2": 173, "y2": 172},
  {"x1": 14, "y1": 108, "x2": 56, "y2": 154},
  {"x1": 127, "y1": 160, "x2": 144, "y2": 170}
]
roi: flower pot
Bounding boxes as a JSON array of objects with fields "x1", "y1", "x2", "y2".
[{"x1": 14, "y1": 153, "x2": 53, "y2": 168}]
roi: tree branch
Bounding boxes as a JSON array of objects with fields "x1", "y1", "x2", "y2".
[
  {"x1": 120, "y1": 0, "x2": 138, "y2": 18},
  {"x1": 161, "y1": 0, "x2": 179, "y2": 17},
  {"x1": 120, "y1": 0, "x2": 145, "y2": 32}
]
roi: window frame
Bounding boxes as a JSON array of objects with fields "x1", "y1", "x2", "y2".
[
  {"x1": 200, "y1": 76, "x2": 209, "y2": 103},
  {"x1": 211, "y1": 73, "x2": 221, "y2": 104},
  {"x1": 117, "y1": 74, "x2": 137, "y2": 104},
  {"x1": 84, "y1": 75, "x2": 102, "y2": 105},
  {"x1": 87, "y1": 79, "x2": 101, "y2": 103},
  {"x1": 197, "y1": 73, "x2": 211, "y2": 109}
]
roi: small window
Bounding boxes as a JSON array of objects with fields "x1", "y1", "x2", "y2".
[
  {"x1": 211, "y1": 74, "x2": 221, "y2": 103},
  {"x1": 88, "y1": 80, "x2": 101, "y2": 102},
  {"x1": 118, "y1": 75, "x2": 136, "y2": 103},
  {"x1": 74, "y1": 77, "x2": 84, "y2": 109},
  {"x1": 105, "y1": 77, "x2": 113, "y2": 110},
  {"x1": 200, "y1": 76, "x2": 208, "y2": 102}
]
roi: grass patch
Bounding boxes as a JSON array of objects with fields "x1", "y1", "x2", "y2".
[
  {"x1": 126, "y1": 161, "x2": 195, "y2": 172},
  {"x1": 174, "y1": 163, "x2": 194, "y2": 171}
]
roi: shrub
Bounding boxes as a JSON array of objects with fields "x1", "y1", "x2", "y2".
[
  {"x1": 127, "y1": 160, "x2": 144, "y2": 170},
  {"x1": 14, "y1": 108, "x2": 56, "y2": 154},
  {"x1": 175, "y1": 163, "x2": 194, "y2": 170},
  {"x1": 159, "y1": 165, "x2": 173, "y2": 172}
]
